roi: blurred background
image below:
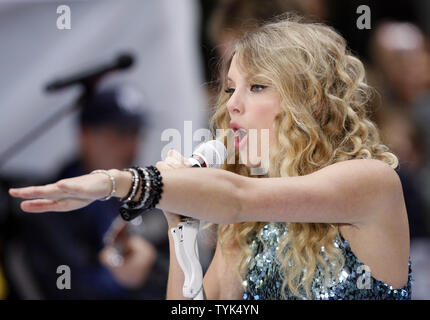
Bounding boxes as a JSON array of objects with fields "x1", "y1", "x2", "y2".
[{"x1": 0, "y1": 0, "x2": 429, "y2": 300}]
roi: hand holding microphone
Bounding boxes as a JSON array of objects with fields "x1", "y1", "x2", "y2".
[
  {"x1": 156, "y1": 140, "x2": 226, "y2": 300},
  {"x1": 156, "y1": 140, "x2": 227, "y2": 226},
  {"x1": 156, "y1": 149, "x2": 193, "y2": 227}
]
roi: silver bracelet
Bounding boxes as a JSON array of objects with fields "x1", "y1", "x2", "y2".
[
  {"x1": 121, "y1": 168, "x2": 140, "y2": 202},
  {"x1": 90, "y1": 169, "x2": 117, "y2": 201}
]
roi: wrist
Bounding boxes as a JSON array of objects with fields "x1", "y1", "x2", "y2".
[{"x1": 115, "y1": 166, "x2": 163, "y2": 222}]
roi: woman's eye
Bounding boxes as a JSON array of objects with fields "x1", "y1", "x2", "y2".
[
  {"x1": 251, "y1": 84, "x2": 267, "y2": 92},
  {"x1": 224, "y1": 88, "x2": 235, "y2": 95}
]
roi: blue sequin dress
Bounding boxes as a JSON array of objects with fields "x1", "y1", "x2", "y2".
[{"x1": 243, "y1": 223, "x2": 412, "y2": 300}]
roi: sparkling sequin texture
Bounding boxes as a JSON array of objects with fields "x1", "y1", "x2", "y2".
[{"x1": 243, "y1": 223, "x2": 412, "y2": 300}]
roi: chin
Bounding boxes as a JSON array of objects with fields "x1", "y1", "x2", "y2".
[
  {"x1": 244, "y1": 159, "x2": 262, "y2": 168},
  {"x1": 239, "y1": 149, "x2": 262, "y2": 168},
  {"x1": 239, "y1": 144, "x2": 271, "y2": 176}
]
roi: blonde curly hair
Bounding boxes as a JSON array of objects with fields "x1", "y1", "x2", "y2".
[{"x1": 208, "y1": 15, "x2": 399, "y2": 299}]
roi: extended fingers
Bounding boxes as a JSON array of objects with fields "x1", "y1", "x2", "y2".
[
  {"x1": 9, "y1": 183, "x2": 65, "y2": 200},
  {"x1": 10, "y1": 174, "x2": 108, "y2": 202},
  {"x1": 20, "y1": 198, "x2": 91, "y2": 213}
]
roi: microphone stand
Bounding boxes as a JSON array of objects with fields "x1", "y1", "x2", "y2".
[{"x1": 0, "y1": 51, "x2": 134, "y2": 168}]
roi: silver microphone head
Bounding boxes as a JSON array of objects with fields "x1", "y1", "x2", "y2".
[{"x1": 192, "y1": 140, "x2": 227, "y2": 168}]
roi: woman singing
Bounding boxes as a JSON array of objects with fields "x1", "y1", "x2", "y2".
[{"x1": 9, "y1": 16, "x2": 411, "y2": 300}]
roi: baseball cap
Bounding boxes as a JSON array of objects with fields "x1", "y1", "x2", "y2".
[{"x1": 79, "y1": 84, "x2": 147, "y2": 130}]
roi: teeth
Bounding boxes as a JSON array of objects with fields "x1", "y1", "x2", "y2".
[{"x1": 235, "y1": 128, "x2": 247, "y2": 140}]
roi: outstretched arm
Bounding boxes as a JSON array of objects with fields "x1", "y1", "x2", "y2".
[{"x1": 9, "y1": 157, "x2": 402, "y2": 226}]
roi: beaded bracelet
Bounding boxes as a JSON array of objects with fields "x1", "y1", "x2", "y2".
[
  {"x1": 119, "y1": 167, "x2": 140, "y2": 202},
  {"x1": 145, "y1": 165, "x2": 163, "y2": 208}
]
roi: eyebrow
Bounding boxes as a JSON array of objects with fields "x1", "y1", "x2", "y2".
[
  {"x1": 227, "y1": 76, "x2": 251, "y2": 83},
  {"x1": 228, "y1": 75, "x2": 265, "y2": 85}
]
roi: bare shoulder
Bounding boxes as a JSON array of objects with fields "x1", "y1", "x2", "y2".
[
  {"x1": 320, "y1": 158, "x2": 402, "y2": 192},
  {"x1": 339, "y1": 161, "x2": 410, "y2": 288},
  {"x1": 327, "y1": 158, "x2": 404, "y2": 224}
]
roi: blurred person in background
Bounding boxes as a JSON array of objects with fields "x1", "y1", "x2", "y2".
[
  {"x1": 2, "y1": 84, "x2": 170, "y2": 299},
  {"x1": 369, "y1": 21, "x2": 430, "y2": 239},
  {"x1": 371, "y1": 22, "x2": 430, "y2": 107},
  {"x1": 207, "y1": 0, "x2": 304, "y2": 60},
  {"x1": 368, "y1": 20, "x2": 430, "y2": 299}
]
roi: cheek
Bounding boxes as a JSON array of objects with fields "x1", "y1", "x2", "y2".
[
  {"x1": 255, "y1": 103, "x2": 279, "y2": 142},
  {"x1": 253, "y1": 106, "x2": 276, "y2": 127},
  {"x1": 247, "y1": 114, "x2": 277, "y2": 156}
]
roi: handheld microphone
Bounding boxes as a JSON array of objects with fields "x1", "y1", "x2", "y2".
[
  {"x1": 187, "y1": 139, "x2": 227, "y2": 168},
  {"x1": 45, "y1": 53, "x2": 134, "y2": 92},
  {"x1": 169, "y1": 140, "x2": 226, "y2": 300}
]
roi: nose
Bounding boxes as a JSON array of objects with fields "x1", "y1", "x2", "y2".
[{"x1": 226, "y1": 89, "x2": 244, "y2": 116}]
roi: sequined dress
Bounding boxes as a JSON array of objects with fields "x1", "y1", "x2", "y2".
[{"x1": 243, "y1": 223, "x2": 412, "y2": 300}]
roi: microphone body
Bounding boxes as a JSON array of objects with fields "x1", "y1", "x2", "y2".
[{"x1": 187, "y1": 140, "x2": 226, "y2": 169}]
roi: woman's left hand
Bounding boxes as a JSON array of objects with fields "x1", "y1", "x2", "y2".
[{"x1": 156, "y1": 149, "x2": 193, "y2": 227}]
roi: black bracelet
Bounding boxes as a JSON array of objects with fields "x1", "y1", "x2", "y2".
[
  {"x1": 119, "y1": 165, "x2": 163, "y2": 221},
  {"x1": 145, "y1": 165, "x2": 163, "y2": 208},
  {"x1": 119, "y1": 205, "x2": 147, "y2": 222}
]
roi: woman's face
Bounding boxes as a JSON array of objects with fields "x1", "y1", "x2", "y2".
[{"x1": 226, "y1": 54, "x2": 281, "y2": 169}]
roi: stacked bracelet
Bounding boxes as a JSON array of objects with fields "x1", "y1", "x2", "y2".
[
  {"x1": 119, "y1": 165, "x2": 164, "y2": 221},
  {"x1": 124, "y1": 166, "x2": 149, "y2": 209}
]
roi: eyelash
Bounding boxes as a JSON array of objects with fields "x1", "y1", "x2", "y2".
[{"x1": 224, "y1": 84, "x2": 267, "y2": 95}]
